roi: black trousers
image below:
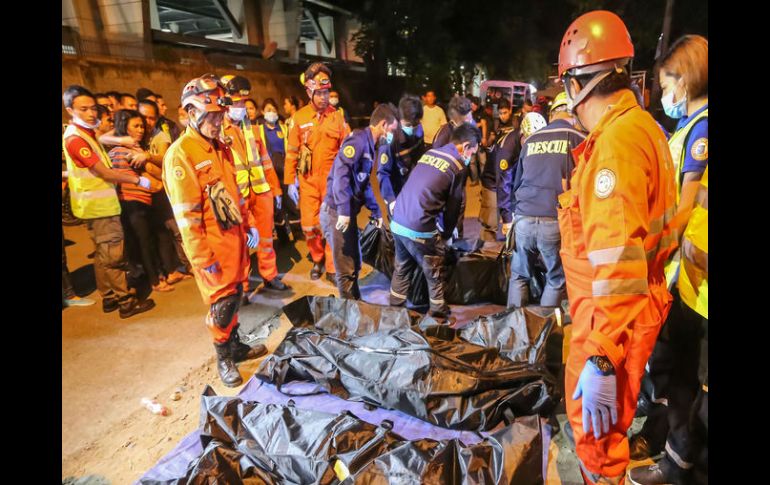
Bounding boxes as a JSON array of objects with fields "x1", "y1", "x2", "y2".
[
  {"x1": 390, "y1": 233, "x2": 448, "y2": 318},
  {"x1": 271, "y1": 151, "x2": 301, "y2": 233},
  {"x1": 62, "y1": 227, "x2": 76, "y2": 300},
  {"x1": 121, "y1": 200, "x2": 162, "y2": 287}
]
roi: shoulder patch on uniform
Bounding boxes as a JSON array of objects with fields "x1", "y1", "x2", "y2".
[
  {"x1": 691, "y1": 137, "x2": 708, "y2": 161},
  {"x1": 277, "y1": 131, "x2": 284, "y2": 139},
  {"x1": 343, "y1": 145, "x2": 356, "y2": 159},
  {"x1": 380, "y1": 153, "x2": 388, "y2": 165},
  {"x1": 79, "y1": 147, "x2": 92, "y2": 159},
  {"x1": 594, "y1": 168, "x2": 616, "y2": 199},
  {"x1": 499, "y1": 159, "x2": 509, "y2": 170},
  {"x1": 173, "y1": 166, "x2": 186, "y2": 181}
]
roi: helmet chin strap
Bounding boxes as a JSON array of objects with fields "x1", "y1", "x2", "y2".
[{"x1": 565, "y1": 66, "x2": 623, "y2": 133}]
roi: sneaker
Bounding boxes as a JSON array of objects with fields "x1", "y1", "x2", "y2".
[
  {"x1": 264, "y1": 277, "x2": 291, "y2": 291},
  {"x1": 64, "y1": 296, "x2": 96, "y2": 307},
  {"x1": 119, "y1": 298, "x2": 156, "y2": 319},
  {"x1": 166, "y1": 271, "x2": 187, "y2": 285}
]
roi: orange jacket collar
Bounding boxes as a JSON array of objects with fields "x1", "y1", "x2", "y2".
[
  {"x1": 572, "y1": 89, "x2": 639, "y2": 164},
  {"x1": 184, "y1": 125, "x2": 218, "y2": 153}
]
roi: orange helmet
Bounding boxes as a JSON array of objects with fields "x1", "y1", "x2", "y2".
[
  {"x1": 558, "y1": 10, "x2": 634, "y2": 78},
  {"x1": 300, "y1": 62, "x2": 332, "y2": 95},
  {"x1": 180, "y1": 74, "x2": 230, "y2": 114}
]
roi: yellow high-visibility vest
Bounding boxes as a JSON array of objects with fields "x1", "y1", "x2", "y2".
[
  {"x1": 62, "y1": 124, "x2": 121, "y2": 219},
  {"x1": 233, "y1": 122, "x2": 271, "y2": 197},
  {"x1": 258, "y1": 121, "x2": 288, "y2": 156},
  {"x1": 664, "y1": 108, "x2": 708, "y2": 287},
  {"x1": 679, "y1": 166, "x2": 708, "y2": 318}
]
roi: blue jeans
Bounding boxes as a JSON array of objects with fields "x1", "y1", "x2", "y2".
[{"x1": 507, "y1": 216, "x2": 565, "y2": 307}]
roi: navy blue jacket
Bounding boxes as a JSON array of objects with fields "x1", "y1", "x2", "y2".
[
  {"x1": 506, "y1": 119, "x2": 586, "y2": 220},
  {"x1": 324, "y1": 128, "x2": 381, "y2": 219},
  {"x1": 376, "y1": 123, "x2": 426, "y2": 204},
  {"x1": 482, "y1": 123, "x2": 519, "y2": 192},
  {"x1": 391, "y1": 143, "x2": 467, "y2": 240}
]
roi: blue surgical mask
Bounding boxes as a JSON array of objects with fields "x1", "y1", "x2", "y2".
[
  {"x1": 401, "y1": 125, "x2": 414, "y2": 136},
  {"x1": 385, "y1": 131, "x2": 394, "y2": 144},
  {"x1": 229, "y1": 107, "x2": 247, "y2": 122},
  {"x1": 661, "y1": 89, "x2": 687, "y2": 119}
]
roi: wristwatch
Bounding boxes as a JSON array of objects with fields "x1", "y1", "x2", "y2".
[{"x1": 588, "y1": 355, "x2": 615, "y2": 375}]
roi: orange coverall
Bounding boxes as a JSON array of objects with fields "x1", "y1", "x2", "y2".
[
  {"x1": 223, "y1": 120, "x2": 282, "y2": 286},
  {"x1": 284, "y1": 104, "x2": 349, "y2": 273},
  {"x1": 557, "y1": 90, "x2": 679, "y2": 483},
  {"x1": 162, "y1": 127, "x2": 257, "y2": 343}
]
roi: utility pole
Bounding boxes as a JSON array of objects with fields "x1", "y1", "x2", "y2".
[{"x1": 651, "y1": 0, "x2": 674, "y2": 118}]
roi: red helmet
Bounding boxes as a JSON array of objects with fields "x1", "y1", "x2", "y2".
[
  {"x1": 558, "y1": 10, "x2": 634, "y2": 78},
  {"x1": 300, "y1": 62, "x2": 332, "y2": 94},
  {"x1": 180, "y1": 74, "x2": 230, "y2": 113}
]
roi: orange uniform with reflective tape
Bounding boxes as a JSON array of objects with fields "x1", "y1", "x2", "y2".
[
  {"x1": 162, "y1": 126, "x2": 257, "y2": 307},
  {"x1": 558, "y1": 90, "x2": 679, "y2": 482},
  {"x1": 284, "y1": 104, "x2": 349, "y2": 272},
  {"x1": 223, "y1": 120, "x2": 282, "y2": 284}
]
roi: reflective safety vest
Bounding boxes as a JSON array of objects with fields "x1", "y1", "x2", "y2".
[
  {"x1": 664, "y1": 108, "x2": 708, "y2": 287},
  {"x1": 679, "y1": 165, "x2": 708, "y2": 318},
  {"x1": 258, "y1": 122, "x2": 288, "y2": 156},
  {"x1": 234, "y1": 121, "x2": 271, "y2": 197},
  {"x1": 62, "y1": 124, "x2": 121, "y2": 219}
]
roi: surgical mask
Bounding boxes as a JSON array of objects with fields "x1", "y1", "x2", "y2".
[
  {"x1": 329, "y1": 98, "x2": 339, "y2": 106},
  {"x1": 661, "y1": 89, "x2": 687, "y2": 119},
  {"x1": 229, "y1": 107, "x2": 247, "y2": 122},
  {"x1": 463, "y1": 154, "x2": 472, "y2": 166},
  {"x1": 384, "y1": 131, "x2": 394, "y2": 144},
  {"x1": 401, "y1": 125, "x2": 414, "y2": 136},
  {"x1": 264, "y1": 112, "x2": 279, "y2": 124},
  {"x1": 73, "y1": 116, "x2": 100, "y2": 130}
]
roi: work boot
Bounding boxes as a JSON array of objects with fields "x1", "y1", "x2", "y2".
[
  {"x1": 325, "y1": 272, "x2": 336, "y2": 284},
  {"x1": 630, "y1": 434, "x2": 656, "y2": 461},
  {"x1": 214, "y1": 342, "x2": 243, "y2": 387},
  {"x1": 241, "y1": 293, "x2": 251, "y2": 306},
  {"x1": 228, "y1": 324, "x2": 268, "y2": 363},
  {"x1": 264, "y1": 277, "x2": 291, "y2": 291},
  {"x1": 119, "y1": 298, "x2": 156, "y2": 319},
  {"x1": 310, "y1": 262, "x2": 324, "y2": 280},
  {"x1": 628, "y1": 458, "x2": 687, "y2": 485},
  {"x1": 102, "y1": 298, "x2": 120, "y2": 313}
]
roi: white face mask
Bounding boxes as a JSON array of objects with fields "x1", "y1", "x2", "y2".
[
  {"x1": 264, "y1": 112, "x2": 279, "y2": 124},
  {"x1": 73, "y1": 116, "x2": 100, "y2": 130},
  {"x1": 329, "y1": 98, "x2": 339, "y2": 107},
  {"x1": 229, "y1": 107, "x2": 247, "y2": 122}
]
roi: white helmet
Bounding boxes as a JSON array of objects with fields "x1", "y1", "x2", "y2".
[{"x1": 521, "y1": 112, "x2": 547, "y2": 138}]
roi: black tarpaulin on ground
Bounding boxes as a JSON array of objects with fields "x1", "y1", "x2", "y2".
[
  {"x1": 359, "y1": 222, "x2": 546, "y2": 306},
  {"x1": 142, "y1": 387, "x2": 544, "y2": 485},
  {"x1": 256, "y1": 296, "x2": 558, "y2": 432}
]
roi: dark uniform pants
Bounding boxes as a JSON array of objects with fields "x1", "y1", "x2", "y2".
[
  {"x1": 272, "y1": 152, "x2": 301, "y2": 236},
  {"x1": 641, "y1": 290, "x2": 705, "y2": 475},
  {"x1": 320, "y1": 203, "x2": 362, "y2": 300},
  {"x1": 389, "y1": 233, "x2": 449, "y2": 318}
]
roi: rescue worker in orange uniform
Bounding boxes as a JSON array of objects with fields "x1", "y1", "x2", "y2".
[
  {"x1": 556, "y1": 11, "x2": 679, "y2": 484},
  {"x1": 163, "y1": 74, "x2": 267, "y2": 387},
  {"x1": 220, "y1": 75, "x2": 290, "y2": 301},
  {"x1": 284, "y1": 63, "x2": 350, "y2": 281}
]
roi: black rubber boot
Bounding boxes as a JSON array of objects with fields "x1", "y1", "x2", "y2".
[
  {"x1": 214, "y1": 342, "x2": 243, "y2": 387},
  {"x1": 276, "y1": 225, "x2": 291, "y2": 245},
  {"x1": 264, "y1": 277, "x2": 291, "y2": 291},
  {"x1": 229, "y1": 324, "x2": 268, "y2": 362}
]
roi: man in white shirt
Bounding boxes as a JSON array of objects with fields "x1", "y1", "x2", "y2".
[{"x1": 421, "y1": 90, "x2": 447, "y2": 148}]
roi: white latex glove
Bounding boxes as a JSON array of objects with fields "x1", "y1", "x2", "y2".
[
  {"x1": 336, "y1": 215, "x2": 351, "y2": 232},
  {"x1": 137, "y1": 176, "x2": 151, "y2": 190},
  {"x1": 452, "y1": 227, "x2": 459, "y2": 240},
  {"x1": 388, "y1": 200, "x2": 396, "y2": 214},
  {"x1": 374, "y1": 217, "x2": 383, "y2": 228},
  {"x1": 246, "y1": 227, "x2": 260, "y2": 248},
  {"x1": 275, "y1": 195, "x2": 282, "y2": 210},
  {"x1": 287, "y1": 180, "x2": 300, "y2": 205}
]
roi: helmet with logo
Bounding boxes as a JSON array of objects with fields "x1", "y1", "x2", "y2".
[
  {"x1": 550, "y1": 91, "x2": 569, "y2": 112},
  {"x1": 521, "y1": 112, "x2": 547, "y2": 138},
  {"x1": 220, "y1": 74, "x2": 251, "y2": 101},
  {"x1": 180, "y1": 74, "x2": 230, "y2": 113},
  {"x1": 299, "y1": 62, "x2": 332, "y2": 96}
]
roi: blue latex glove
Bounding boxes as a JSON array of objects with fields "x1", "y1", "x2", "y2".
[
  {"x1": 246, "y1": 228, "x2": 260, "y2": 248},
  {"x1": 203, "y1": 262, "x2": 221, "y2": 274},
  {"x1": 275, "y1": 195, "x2": 282, "y2": 211},
  {"x1": 287, "y1": 181, "x2": 299, "y2": 205},
  {"x1": 572, "y1": 359, "x2": 618, "y2": 439}
]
